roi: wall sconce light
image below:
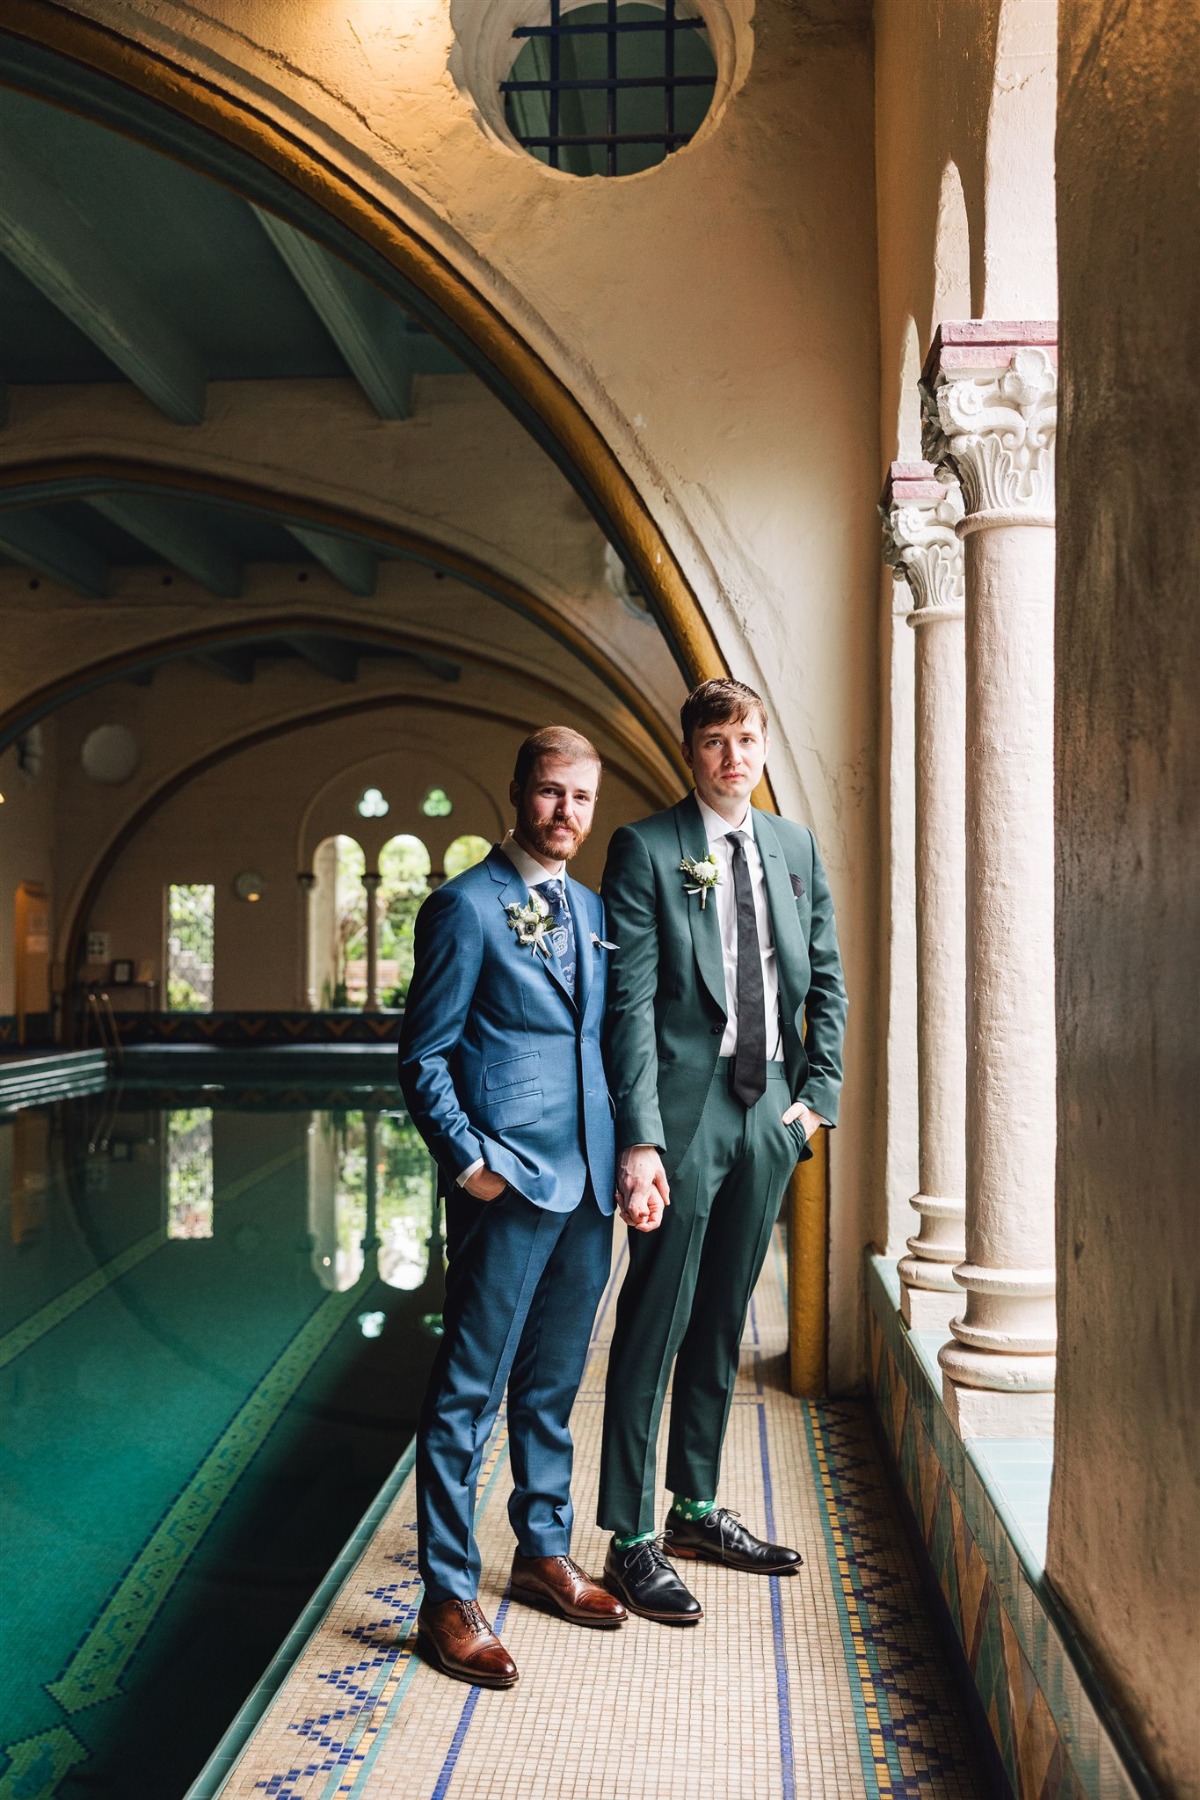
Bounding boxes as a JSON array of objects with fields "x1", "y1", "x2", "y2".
[
  {"x1": 357, "y1": 787, "x2": 389, "y2": 818},
  {"x1": 233, "y1": 871, "x2": 266, "y2": 903}
]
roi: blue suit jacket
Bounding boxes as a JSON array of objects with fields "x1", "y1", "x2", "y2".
[{"x1": 398, "y1": 845, "x2": 616, "y2": 1215}]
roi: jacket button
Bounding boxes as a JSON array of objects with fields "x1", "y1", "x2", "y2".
[{"x1": 711, "y1": 1025, "x2": 722, "y2": 1035}]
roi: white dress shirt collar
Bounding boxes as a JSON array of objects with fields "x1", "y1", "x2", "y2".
[
  {"x1": 500, "y1": 830, "x2": 565, "y2": 888},
  {"x1": 694, "y1": 791, "x2": 753, "y2": 843}
]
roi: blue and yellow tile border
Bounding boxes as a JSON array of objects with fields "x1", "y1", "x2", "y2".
[{"x1": 865, "y1": 1255, "x2": 1162, "y2": 1800}]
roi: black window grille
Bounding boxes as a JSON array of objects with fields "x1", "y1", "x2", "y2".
[{"x1": 501, "y1": 1, "x2": 717, "y2": 179}]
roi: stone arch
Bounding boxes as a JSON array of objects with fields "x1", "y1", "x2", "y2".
[
  {"x1": 932, "y1": 160, "x2": 972, "y2": 330},
  {"x1": 0, "y1": 9, "x2": 730, "y2": 693},
  {"x1": 895, "y1": 316, "x2": 923, "y2": 463},
  {"x1": 0, "y1": 458, "x2": 686, "y2": 779},
  {"x1": 59, "y1": 691, "x2": 665, "y2": 992}
]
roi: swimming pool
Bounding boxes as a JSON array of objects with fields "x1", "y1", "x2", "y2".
[{"x1": 0, "y1": 1068, "x2": 443, "y2": 1799}]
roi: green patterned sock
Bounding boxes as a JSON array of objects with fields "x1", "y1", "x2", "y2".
[
  {"x1": 612, "y1": 1529, "x2": 657, "y2": 1551},
  {"x1": 670, "y1": 1494, "x2": 716, "y2": 1522}
]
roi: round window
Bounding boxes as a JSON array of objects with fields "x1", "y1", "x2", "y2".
[{"x1": 501, "y1": 2, "x2": 717, "y2": 178}]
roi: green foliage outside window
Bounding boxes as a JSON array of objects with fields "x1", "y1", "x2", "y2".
[
  {"x1": 378, "y1": 835, "x2": 431, "y2": 1005},
  {"x1": 166, "y1": 883, "x2": 214, "y2": 1012}
]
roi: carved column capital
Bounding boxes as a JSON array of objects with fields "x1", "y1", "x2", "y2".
[
  {"x1": 879, "y1": 461, "x2": 965, "y2": 620},
  {"x1": 920, "y1": 323, "x2": 1058, "y2": 530}
]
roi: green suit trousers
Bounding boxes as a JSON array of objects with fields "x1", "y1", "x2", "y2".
[{"x1": 597, "y1": 1060, "x2": 805, "y2": 1535}]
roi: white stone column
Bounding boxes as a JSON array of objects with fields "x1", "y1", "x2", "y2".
[
  {"x1": 880, "y1": 462, "x2": 967, "y2": 1331},
  {"x1": 363, "y1": 871, "x2": 382, "y2": 1011},
  {"x1": 922, "y1": 323, "x2": 1058, "y2": 1435}
]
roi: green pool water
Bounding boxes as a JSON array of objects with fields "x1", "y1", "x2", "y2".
[{"x1": 0, "y1": 1076, "x2": 444, "y2": 1800}]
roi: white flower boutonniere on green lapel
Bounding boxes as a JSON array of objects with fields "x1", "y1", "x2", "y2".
[
  {"x1": 505, "y1": 894, "x2": 552, "y2": 960},
  {"x1": 680, "y1": 855, "x2": 721, "y2": 910}
]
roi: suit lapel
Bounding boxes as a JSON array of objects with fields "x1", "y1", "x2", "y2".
[
  {"x1": 566, "y1": 878, "x2": 592, "y2": 1022},
  {"x1": 674, "y1": 795, "x2": 728, "y2": 1018},
  {"x1": 489, "y1": 847, "x2": 578, "y2": 1010},
  {"x1": 753, "y1": 810, "x2": 805, "y2": 1025}
]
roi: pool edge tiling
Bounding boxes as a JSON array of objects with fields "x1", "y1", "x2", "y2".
[{"x1": 213, "y1": 1236, "x2": 990, "y2": 1800}]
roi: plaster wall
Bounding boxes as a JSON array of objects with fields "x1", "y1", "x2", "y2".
[
  {"x1": 35, "y1": 625, "x2": 669, "y2": 971},
  {"x1": 24, "y1": 0, "x2": 882, "y2": 1386},
  {"x1": 1049, "y1": 3, "x2": 1200, "y2": 1793},
  {"x1": 88, "y1": 709, "x2": 648, "y2": 1008},
  {"x1": 0, "y1": 722, "x2": 58, "y2": 1018}
]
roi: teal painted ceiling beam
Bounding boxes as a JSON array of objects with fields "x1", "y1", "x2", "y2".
[
  {"x1": 415, "y1": 651, "x2": 461, "y2": 683},
  {"x1": 193, "y1": 647, "x2": 257, "y2": 684},
  {"x1": 285, "y1": 525, "x2": 377, "y2": 596},
  {"x1": 0, "y1": 508, "x2": 108, "y2": 597},
  {"x1": 281, "y1": 634, "x2": 358, "y2": 683},
  {"x1": 87, "y1": 493, "x2": 241, "y2": 597},
  {"x1": 253, "y1": 207, "x2": 414, "y2": 420},
  {"x1": 0, "y1": 131, "x2": 206, "y2": 426}
]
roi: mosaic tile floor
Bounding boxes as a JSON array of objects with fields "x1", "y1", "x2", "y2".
[{"x1": 214, "y1": 1235, "x2": 989, "y2": 1799}]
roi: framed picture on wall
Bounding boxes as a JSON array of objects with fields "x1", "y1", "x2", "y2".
[{"x1": 110, "y1": 959, "x2": 134, "y2": 985}]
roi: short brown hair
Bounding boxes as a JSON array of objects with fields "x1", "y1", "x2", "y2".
[
  {"x1": 679, "y1": 678, "x2": 768, "y2": 744},
  {"x1": 512, "y1": 725, "x2": 602, "y2": 791}
]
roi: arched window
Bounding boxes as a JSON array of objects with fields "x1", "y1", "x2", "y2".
[
  {"x1": 378, "y1": 834, "x2": 432, "y2": 1006},
  {"x1": 444, "y1": 834, "x2": 493, "y2": 880}
]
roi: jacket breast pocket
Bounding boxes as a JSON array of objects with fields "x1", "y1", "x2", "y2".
[{"x1": 484, "y1": 1053, "x2": 540, "y2": 1091}]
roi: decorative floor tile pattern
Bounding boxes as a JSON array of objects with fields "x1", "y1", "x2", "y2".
[{"x1": 213, "y1": 1235, "x2": 988, "y2": 1800}]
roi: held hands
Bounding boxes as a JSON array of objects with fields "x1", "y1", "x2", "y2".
[
  {"x1": 616, "y1": 1145, "x2": 670, "y2": 1233},
  {"x1": 462, "y1": 1165, "x2": 507, "y2": 1201}
]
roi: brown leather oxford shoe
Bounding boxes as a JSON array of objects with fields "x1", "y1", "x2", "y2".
[
  {"x1": 509, "y1": 1553, "x2": 628, "y2": 1627},
  {"x1": 416, "y1": 1597, "x2": 519, "y2": 1688}
]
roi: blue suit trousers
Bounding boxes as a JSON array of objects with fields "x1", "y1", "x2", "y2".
[{"x1": 417, "y1": 1184, "x2": 611, "y2": 1604}]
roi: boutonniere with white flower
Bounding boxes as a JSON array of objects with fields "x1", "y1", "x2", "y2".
[
  {"x1": 505, "y1": 894, "x2": 552, "y2": 959},
  {"x1": 680, "y1": 855, "x2": 721, "y2": 910}
]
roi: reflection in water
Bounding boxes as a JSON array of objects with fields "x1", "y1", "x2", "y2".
[
  {"x1": 167, "y1": 1108, "x2": 214, "y2": 1239},
  {"x1": 0, "y1": 1081, "x2": 448, "y2": 1800},
  {"x1": 308, "y1": 1110, "x2": 439, "y2": 1293}
]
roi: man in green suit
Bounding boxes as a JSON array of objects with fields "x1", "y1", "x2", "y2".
[{"x1": 599, "y1": 678, "x2": 847, "y2": 1624}]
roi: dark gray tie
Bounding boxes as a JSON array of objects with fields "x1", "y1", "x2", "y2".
[{"x1": 729, "y1": 832, "x2": 767, "y2": 1107}]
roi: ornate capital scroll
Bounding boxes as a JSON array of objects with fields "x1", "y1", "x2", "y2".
[
  {"x1": 879, "y1": 461, "x2": 965, "y2": 619},
  {"x1": 919, "y1": 324, "x2": 1058, "y2": 528}
]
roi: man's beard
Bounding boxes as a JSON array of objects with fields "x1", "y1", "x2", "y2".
[{"x1": 518, "y1": 805, "x2": 590, "y2": 862}]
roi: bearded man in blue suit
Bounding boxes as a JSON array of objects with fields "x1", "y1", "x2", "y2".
[{"x1": 398, "y1": 726, "x2": 627, "y2": 1689}]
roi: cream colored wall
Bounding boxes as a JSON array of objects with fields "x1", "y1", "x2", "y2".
[
  {"x1": 89, "y1": 709, "x2": 649, "y2": 1009},
  {"x1": 1049, "y1": 3, "x2": 1200, "y2": 1793},
  {"x1": 38, "y1": 631, "x2": 668, "y2": 980},
  {"x1": 8, "y1": 0, "x2": 883, "y2": 1383},
  {"x1": 0, "y1": 723, "x2": 58, "y2": 1018}
]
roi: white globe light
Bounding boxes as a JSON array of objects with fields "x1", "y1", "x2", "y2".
[{"x1": 81, "y1": 724, "x2": 139, "y2": 784}]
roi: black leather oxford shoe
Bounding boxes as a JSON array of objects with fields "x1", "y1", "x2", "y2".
[
  {"x1": 664, "y1": 1508, "x2": 802, "y2": 1575},
  {"x1": 603, "y1": 1537, "x2": 703, "y2": 1624}
]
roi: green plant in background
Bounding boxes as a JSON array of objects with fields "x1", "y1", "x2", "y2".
[
  {"x1": 166, "y1": 883, "x2": 215, "y2": 1012},
  {"x1": 334, "y1": 837, "x2": 366, "y2": 1007},
  {"x1": 443, "y1": 834, "x2": 491, "y2": 879},
  {"x1": 378, "y1": 835, "x2": 432, "y2": 1004}
]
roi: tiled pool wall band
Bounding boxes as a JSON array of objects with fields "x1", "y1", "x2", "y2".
[{"x1": 865, "y1": 1257, "x2": 1161, "y2": 1800}]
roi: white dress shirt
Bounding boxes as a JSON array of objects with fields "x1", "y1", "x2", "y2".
[
  {"x1": 694, "y1": 793, "x2": 784, "y2": 1062},
  {"x1": 457, "y1": 833, "x2": 565, "y2": 1186}
]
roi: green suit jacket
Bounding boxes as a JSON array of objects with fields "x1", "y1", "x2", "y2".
[{"x1": 601, "y1": 794, "x2": 848, "y2": 1174}]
